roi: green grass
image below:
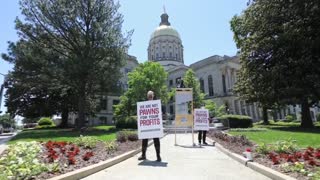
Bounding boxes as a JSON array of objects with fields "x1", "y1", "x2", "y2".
[
  {"x1": 9, "y1": 126, "x2": 117, "y2": 144},
  {"x1": 229, "y1": 121, "x2": 320, "y2": 148}
]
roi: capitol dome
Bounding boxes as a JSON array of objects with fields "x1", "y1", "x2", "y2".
[
  {"x1": 150, "y1": 25, "x2": 181, "y2": 40},
  {"x1": 148, "y1": 12, "x2": 184, "y2": 70}
]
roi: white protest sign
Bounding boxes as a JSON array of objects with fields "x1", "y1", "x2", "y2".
[
  {"x1": 194, "y1": 109, "x2": 209, "y2": 131},
  {"x1": 137, "y1": 100, "x2": 163, "y2": 139}
]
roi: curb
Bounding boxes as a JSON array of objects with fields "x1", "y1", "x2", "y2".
[
  {"x1": 48, "y1": 148, "x2": 142, "y2": 180},
  {"x1": 207, "y1": 138, "x2": 296, "y2": 180},
  {"x1": 48, "y1": 134, "x2": 168, "y2": 180}
]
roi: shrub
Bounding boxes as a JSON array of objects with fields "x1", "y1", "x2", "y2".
[
  {"x1": 35, "y1": 125, "x2": 56, "y2": 129},
  {"x1": 115, "y1": 116, "x2": 137, "y2": 129},
  {"x1": 38, "y1": 117, "x2": 54, "y2": 126},
  {"x1": 116, "y1": 131, "x2": 127, "y2": 142},
  {"x1": 0, "y1": 141, "x2": 59, "y2": 179},
  {"x1": 127, "y1": 131, "x2": 139, "y2": 141},
  {"x1": 116, "y1": 130, "x2": 138, "y2": 142},
  {"x1": 105, "y1": 141, "x2": 118, "y2": 153},
  {"x1": 284, "y1": 115, "x2": 295, "y2": 122},
  {"x1": 273, "y1": 139, "x2": 298, "y2": 153},
  {"x1": 256, "y1": 143, "x2": 272, "y2": 155},
  {"x1": 74, "y1": 135, "x2": 99, "y2": 149},
  {"x1": 219, "y1": 115, "x2": 252, "y2": 128}
]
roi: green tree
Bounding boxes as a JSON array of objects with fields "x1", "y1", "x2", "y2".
[
  {"x1": 3, "y1": 0, "x2": 132, "y2": 128},
  {"x1": 230, "y1": 0, "x2": 320, "y2": 128},
  {"x1": 204, "y1": 100, "x2": 226, "y2": 118},
  {"x1": 114, "y1": 62, "x2": 168, "y2": 119},
  {"x1": 0, "y1": 114, "x2": 16, "y2": 128},
  {"x1": 3, "y1": 39, "x2": 76, "y2": 128},
  {"x1": 183, "y1": 69, "x2": 205, "y2": 108}
]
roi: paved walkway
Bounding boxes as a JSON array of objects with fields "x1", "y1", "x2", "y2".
[
  {"x1": 83, "y1": 134, "x2": 270, "y2": 180},
  {"x1": 0, "y1": 133, "x2": 17, "y2": 155}
]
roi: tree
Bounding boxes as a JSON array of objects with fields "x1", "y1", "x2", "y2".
[
  {"x1": 114, "y1": 62, "x2": 168, "y2": 119},
  {"x1": 204, "y1": 100, "x2": 226, "y2": 118},
  {"x1": 3, "y1": 39, "x2": 76, "y2": 128},
  {"x1": 4, "y1": 0, "x2": 132, "y2": 128},
  {"x1": 0, "y1": 114, "x2": 16, "y2": 128},
  {"x1": 183, "y1": 69, "x2": 205, "y2": 108},
  {"x1": 230, "y1": 0, "x2": 320, "y2": 128}
]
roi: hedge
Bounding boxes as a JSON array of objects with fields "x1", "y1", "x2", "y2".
[
  {"x1": 218, "y1": 115, "x2": 253, "y2": 128},
  {"x1": 37, "y1": 117, "x2": 54, "y2": 126},
  {"x1": 115, "y1": 116, "x2": 137, "y2": 129}
]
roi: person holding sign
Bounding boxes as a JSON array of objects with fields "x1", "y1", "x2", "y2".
[
  {"x1": 194, "y1": 108, "x2": 210, "y2": 145},
  {"x1": 138, "y1": 91, "x2": 162, "y2": 162}
]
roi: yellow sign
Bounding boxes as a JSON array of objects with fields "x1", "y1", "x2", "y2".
[{"x1": 175, "y1": 88, "x2": 193, "y2": 127}]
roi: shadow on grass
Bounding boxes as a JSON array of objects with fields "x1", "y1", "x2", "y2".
[
  {"x1": 267, "y1": 126, "x2": 320, "y2": 134},
  {"x1": 10, "y1": 126, "x2": 118, "y2": 142}
]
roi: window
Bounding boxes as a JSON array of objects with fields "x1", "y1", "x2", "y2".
[
  {"x1": 208, "y1": 75, "x2": 214, "y2": 96},
  {"x1": 176, "y1": 54, "x2": 178, "y2": 60},
  {"x1": 240, "y1": 101, "x2": 246, "y2": 115},
  {"x1": 176, "y1": 77, "x2": 182, "y2": 88},
  {"x1": 125, "y1": 68, "x2": 131, "y2": 74},
  {"x1": 222, "y1": 75, "x2": 227, "y2": 94},
  {"x1": 169, "y1": 52, "x2": 172, "y2": 58},
  {"x1": 151, "y1": 55, "x2": 154, "y2": 60},
  {"x1": 169, "y1": 80, "x2": 173, "y2": 86},
  {"x1": 156, "y1": 53, "x2": 159, "y2": 59},
  {"x1": 100, "y1": 99, "x2": 107, "y2": 110},
  {"x1": 163, "y1": 52, "x2": 165, "y2": 58},
  {"x1": 200, "y1": 78, "x2": 205, "y2": 93},
  {"x1": 234, "y1": 100, "x2": 239, "y2": 114},
  {"x1": 99, "y1": 117, "x2": 107, "y2": 125}
]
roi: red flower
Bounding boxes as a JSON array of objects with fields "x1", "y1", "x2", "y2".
[
  {"x1": 246, "y1": 148, "x2": 251, "y2": 152},
  {"x1": 308, "y1": 159, "x2": 316, "y2": 166},
  {"x1": 68, "y1": 157, "x2": 76, "y2": 165},
  {"x1": 307, "y1": 147, "x2": 314, "y2": 152},
  {"x1": 272, "y1": 157, "x2": 280, "y2": 165},
  {"x1": 294, "y1": 152, "x2": 302, "y2": 159},
  {"x1": 82, "y1": 152, "x2": 94, "y2": 161},
  {"x1": 314, "y1": 152, "x2": 320, "y2": 159}
]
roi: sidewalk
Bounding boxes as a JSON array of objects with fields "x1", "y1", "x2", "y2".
[
  {"x1": 83, "y1": 134, "x2": 270, "y2": 180},
  {"x1": 0, "y1": 133, "x2": 17, "y2": 155}
]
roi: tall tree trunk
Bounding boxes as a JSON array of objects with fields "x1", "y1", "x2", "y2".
[
  {"x1": 262, "y1": 107, "x2": 269, "y2": 124},
  {"x1": 300, "y1": 99, "x2": 314, "y2": 128},
  {"x1": 77, "y1": 90, "x2": 86, "y2": 129},
  {"x1": 60, "y1": 107, "x2": 69, "y2": 128}
]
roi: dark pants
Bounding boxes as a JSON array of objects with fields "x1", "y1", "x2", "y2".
[
  {"x1": 141, "y1": 138, "x2": 160, "y2": 157},
  {"x1": 198, "y1": 131, "x2": 207, "y2": 143}
]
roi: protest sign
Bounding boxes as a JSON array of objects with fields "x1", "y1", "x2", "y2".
[
  {"x1": 194, "y1": 109, "x2": 209, "y2": 131},
  {"x1": 137, "y1": 99, "x2": 163, "y2": 139}
]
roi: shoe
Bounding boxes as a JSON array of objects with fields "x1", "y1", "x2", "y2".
[
  {"x1": 138, "y1": 155, "x2": 146, "y2": 161},
  {"x1": 156, "y1": 155, "x2": 162, "y2": 162},
  {"x1": 203, "y1": 142, "x2": 208, "y2": 145},
  {"x1": 198, "y1": 142, "x2": 201, "y2": 146}
]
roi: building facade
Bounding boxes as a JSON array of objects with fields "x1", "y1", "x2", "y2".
[
  {"x1": 75, "y1": 11, "x2": 319, "y2": 126},
  {"x1": 148, "y1": 12, "x2": 262, "y2": 121}
]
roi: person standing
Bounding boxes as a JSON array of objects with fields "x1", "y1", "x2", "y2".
[
  {"x1": 198, "y1": 130, "x2": 208, "y2": 145},
  {"x1": 138, "y1": 90, "x2": 162, "y2": 162}
]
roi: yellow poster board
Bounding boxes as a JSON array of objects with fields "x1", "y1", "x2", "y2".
[{"x1": 175, "y1": 88, "x2": 193, "y2": 127}]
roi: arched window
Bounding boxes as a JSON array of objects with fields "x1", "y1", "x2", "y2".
[
  {"x1": 200, "y1": 78, "x2": 205, "y2": 93},
  {"x1": 208, "y1": 75, "x2": 214, "y2": 96},
  {"x1": 222, "y1": 74, "x2": 227, "y2": 94}
]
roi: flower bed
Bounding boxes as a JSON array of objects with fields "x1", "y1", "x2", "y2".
[
  {"x1": 207, "y1": 130, "x2": 320, "y2": 180},
  {"x1": 0, "y1": 131, "x2": 140, "y2": 180}
]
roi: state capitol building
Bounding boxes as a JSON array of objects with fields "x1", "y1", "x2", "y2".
[{"x1": 69, "y1": 12, "x2": 318, "y2": 126}]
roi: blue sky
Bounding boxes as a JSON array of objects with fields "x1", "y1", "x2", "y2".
[{"x1": 0, "y1": 0, "x2": 247, "y2": 114}]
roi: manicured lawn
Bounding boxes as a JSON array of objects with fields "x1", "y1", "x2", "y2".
[
  {"x1": 9, "y1": 126, "x2": 117, "y2": 144},
  {"x1": 229, "y1": 121, "x2": 320, "y2": 148}
]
